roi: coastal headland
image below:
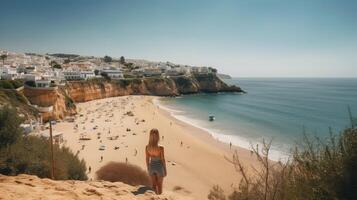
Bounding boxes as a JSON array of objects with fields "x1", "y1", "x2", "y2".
[{"x1": 22, "y1": 73, "x2": 243, "y2": 121}]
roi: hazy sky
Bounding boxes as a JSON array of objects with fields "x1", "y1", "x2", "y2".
[{"x1": 0, "y1": 0, "x2": 356, "y2": 77}]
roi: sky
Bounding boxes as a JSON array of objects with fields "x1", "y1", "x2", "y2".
[{"x1": 0, "y1": 0, "x2": 356, "y2": 77}]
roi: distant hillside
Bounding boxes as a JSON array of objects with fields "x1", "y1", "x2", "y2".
[{"x1": 47, "y1": 53, "x2": 80, "y2": 58}]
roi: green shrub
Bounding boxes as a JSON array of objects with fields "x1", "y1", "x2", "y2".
[
  {"x1": 0, "y1": 80, "x2": 24, "y2": 89},
  {"x1": 0, "y1": 106, "x2": 23, "y2": 149},
  {"x1": 0, "y1": 106, "x2": 87, "y2": 180},
  {"x1": 0, "y1": 135, "x2": 87, "y2": 180}
]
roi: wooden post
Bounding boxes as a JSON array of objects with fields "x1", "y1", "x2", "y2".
[{"x1": 49, "y1": 120, "x2": 55, "y2": 179}]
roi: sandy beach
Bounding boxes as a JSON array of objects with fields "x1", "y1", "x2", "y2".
[{"x1": 53, "y1": 95, "x2": 258, "y2": 199}]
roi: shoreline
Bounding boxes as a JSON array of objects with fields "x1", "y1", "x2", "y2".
[
  {"x1": 153, "y1": 97, "x2": 249, "y2": 156},
  {"x1": 154, "y1": 97, "x2": 289, "y2": 162},
  {"x1": 53, "y1": 95, "x2": 259, "y2": 199}
]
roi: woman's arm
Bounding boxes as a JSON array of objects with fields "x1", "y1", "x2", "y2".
[
  {"x1": 160, "y1": 146, "x2": 167, "y2": 177},
  {"x1": 145, "y1": 146, "x2": 150, "y2": 171}
]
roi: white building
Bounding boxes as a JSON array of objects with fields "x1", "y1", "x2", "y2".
[
  {"x1": 35, "y1": 79, "x2": 51, "y2": 88},
  {"x1": 23, "y1": 73, "x2": 41, "y2": 82},
  {"x1": 1, "y1": 66, "x2": 18, "y2": 80},
  {"x1": 165, "y1": 68, "x2": 181, "y2": 76},
  {"x1": 63, "y1": 71, "x2": 82, "y2": 80},
  {"x1": 80, "y1": 70, "x2": 95, "y2": 80},
  {"x1": 165, "y1": 66, "x2": 191, "y2": 76},
  {"x1": 191, "y1": 66, "x2": 209, "y2": 74},
  {"x1": 179, "y1": 66, "x2": 191, "y2": 75},
  {"x1": 143, "y1": 68, "x2": 162, "y2": 77},
  {"x1": 101, "y1": 69, "x2": 123, "y2": 79},
  {"x1": 132, "y1": 68, "x2": 145, "y2": 77},
  {"x1": 157, "y1": 63, "x2": 171, "y2": 72}
]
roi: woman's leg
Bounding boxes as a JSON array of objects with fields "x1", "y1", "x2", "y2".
[
  {"x1": 151, "y1": 174, "x2": 160, "y2": 194},
  {"x1": 151, "y1": 174, "x2": 157, "y2": 193},
  {"x1": 157, "y1": 176, "x2": 163, "y2": 194}
]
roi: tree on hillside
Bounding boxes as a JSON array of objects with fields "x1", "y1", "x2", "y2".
[
  {"x1": 120, "y1": 56, "x2": 125, "y2": 64},
  {"x1": 0, "y1": 106, "x2": 23, "y2": 149},
  {"x1": 49, "y1": 60, "x2": 58, "y2": 66},
  {"x1": 103, "y1": 55, "x2": 112, "y2": 63},
  {"x1": 1, "y1": 54, "x2": 7, "y2": 65}
]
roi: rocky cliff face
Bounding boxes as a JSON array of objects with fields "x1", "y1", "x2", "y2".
[
  {"x1": 23, "y1": 86, "x2": 76, "y2": 121},
  {"x1": 67, "y1": 74, "x2": 243, "y2": 102},
  {"x1": 22, "y1": 74, "x2": 243, "y2": 121}
]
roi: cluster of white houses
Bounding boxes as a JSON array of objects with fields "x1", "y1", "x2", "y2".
[
  {"x1": 1, "y1": 51, "x2": 217, "y2": 141},
  {"x1": 0, "y1": 50, "x2": 216, "y2": 89},
  {"x1": 1, "y1": 64, "x2": 214, "y2": 86}
]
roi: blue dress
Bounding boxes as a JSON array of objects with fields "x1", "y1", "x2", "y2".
[{"x1": 148, "y1": 156, "x2": 165, "y2": 177}]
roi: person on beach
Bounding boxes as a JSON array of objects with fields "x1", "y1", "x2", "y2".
[{"x1": 146, "y1": 128, "x2": 167, "y2": 195}]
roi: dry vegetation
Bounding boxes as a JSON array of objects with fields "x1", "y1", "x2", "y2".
[
  {"x1": 209, "y1": 127, "x2": 357, "y2": 200},
  {"x1": 96, "y1": 161, "x2": 151, "y2": 186}
]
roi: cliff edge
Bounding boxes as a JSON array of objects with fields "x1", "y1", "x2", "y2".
[{"x1": 0, "y1": 174, "x2": 190, "y2": 200}]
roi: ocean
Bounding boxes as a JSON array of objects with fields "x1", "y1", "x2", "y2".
[{"x1": 158, "y1": 78, "x2": 357, "y2": 161}]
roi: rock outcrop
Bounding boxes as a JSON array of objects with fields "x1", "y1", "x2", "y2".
[
  {"x1": 23, "y1": 85, "x2": 76, "y2": 121},
  {"x1": 0, "y1": 174, "x2": 189, "y2": 200},
  {"x1": 67, "y1": 74, "x2": 243, "y2": 102}
]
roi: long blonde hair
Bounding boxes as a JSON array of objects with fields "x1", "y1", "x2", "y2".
[{"x1": 148, "y1": 128, "x2": 160, "y2": 148}]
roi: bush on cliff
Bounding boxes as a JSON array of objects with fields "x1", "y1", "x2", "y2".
[
  {"x1": 96, "y1": 162, "x2": 151, "y2": 186},
  {"x1": 0, "y1": 80, "x2": 24, "y2": 89},
  {"x1": 0, "y1": 90, "x2": 38, "y2": 118},
  {"x1": 0, "y1": 106, "x2": 23, "y2": 149},
  {"x1": 208, "y1": 126, "x2": 357, "y2": 200},
  {"x1": 0, "y1": 106, "x2": 87, "y2": 180}
]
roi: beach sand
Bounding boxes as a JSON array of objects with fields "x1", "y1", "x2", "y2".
[{"x1": 54, "y1": 96, "x2": 258, "y2": 199}]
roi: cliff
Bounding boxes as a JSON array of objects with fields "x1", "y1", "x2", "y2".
[
  {"x1": 0, "y1": 174, "x2": 189, "y2": 200},
  {"x1": 22, "y1": 74, "x2": 243, "y2": 121},
  {"x1": 23, "y1": 85, "x2": 76, "y2": 121},
  {"x1": 0, "y1": 89, "x2": 38, "y2": 120},
  {"x1": 67, "y1": 74, "x2": 243, "y2": 102}
]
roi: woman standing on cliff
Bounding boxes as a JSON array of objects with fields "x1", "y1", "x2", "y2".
[{"x1": 146, "y1": 128, "x2": 167, "y2": 194}]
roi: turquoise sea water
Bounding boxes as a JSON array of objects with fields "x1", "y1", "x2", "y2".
[{"x1": 158, "y1": 78, "x2": 357, "y2": 160}]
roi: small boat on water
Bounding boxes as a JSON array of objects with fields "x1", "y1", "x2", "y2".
[{"x1": 209, "y1": 115, "x2": 215, "y2": 121}]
